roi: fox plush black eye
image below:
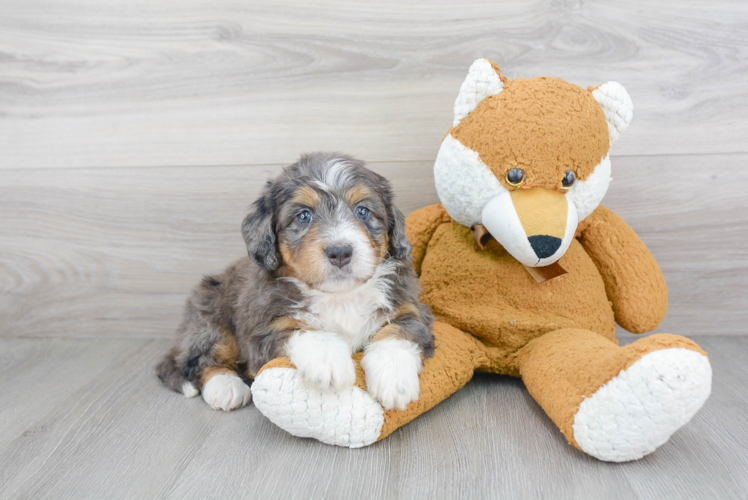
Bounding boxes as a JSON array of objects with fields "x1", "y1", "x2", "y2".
[
  {"x1": 355, "y1": 206, "x2": 370, "y2": 221},
  {"x1": 562, "y1": 170, "x2": 576, "y2": 188},
  {"x1": 297, "y1": 210, "x2": 313, "y2": 224},
  {"x1": 506, "y1": 168, "x2": 525, "y2": 186}
]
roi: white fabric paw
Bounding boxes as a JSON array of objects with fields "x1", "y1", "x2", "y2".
[
  {"x1": 361, "y1": 338, "x2": 423, "y2": 410},
  {"x1": 252, "y1": 367, "x2": 384, "y2": 448},
  {"x1": 286, "y1": 331, "x2": 355, "y2": 391},
  {"x1": 202, "y1": 373, "x2": 252, "y2": 411},
  {"x1": 573, "y1": 348, "x2": 712, "y2": 462}
]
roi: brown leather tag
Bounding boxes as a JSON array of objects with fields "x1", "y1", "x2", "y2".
[
  {"x1": 472, "y1": 224, "x2": 568, "y2": 283},
  {"x1": 523, "y1": 262, "x2": 568, "y2": 283},
  {"x1": 472, "y1": 225, "x2": 493, "y2": 250}
]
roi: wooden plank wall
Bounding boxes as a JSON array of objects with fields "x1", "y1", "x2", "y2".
[{"x1": 1, "y1": 0, "x2": 747, "y2": 338}]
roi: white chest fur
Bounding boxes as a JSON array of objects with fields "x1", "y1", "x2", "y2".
[{"x1": 288, "y1": 262, "x2": 396, "y2": 352}]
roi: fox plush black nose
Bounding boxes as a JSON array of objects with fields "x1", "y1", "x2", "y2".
[
  {"x1": 325, "y1": 244, "x2": 353, "y2": 268},
  {"x1": 528, "y1": 235, "x2": 562, "y2": 259}
]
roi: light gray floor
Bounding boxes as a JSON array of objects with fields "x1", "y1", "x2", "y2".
[
  {"x1": 2, "y1": 0, "x2": 748, "y2": 498},
  {"x1": 0, "y1": 336, "x2": 746, "y2": 499}
]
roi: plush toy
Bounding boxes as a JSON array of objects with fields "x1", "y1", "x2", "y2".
[{"x1": 252, "y1": 59, "x2": 712, "y2": 462}]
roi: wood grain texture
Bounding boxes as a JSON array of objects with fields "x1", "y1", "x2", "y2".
[
  {"x1": 1, "y1": 0, "x2": 747, "y2": 169},
  {"x1": 0, "y1": 336, "x2": 745, "y2": 499},
  {"x1": 0, "y1": 160, "x2": 436, "y2": 338},
  {"x1": 1, "y1": 2, "x2": 746, "y2": 498},
  {"x1": 1, "y1": 154, "x2": 746, "y2": 338}
]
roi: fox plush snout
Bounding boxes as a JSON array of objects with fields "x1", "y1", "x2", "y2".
[{"x1": 482, "y1": 188, "x2": 579, "y2": 266}]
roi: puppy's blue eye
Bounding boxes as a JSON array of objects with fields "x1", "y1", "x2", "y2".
[
  {"x1": 297, "y1": 210, "x2": 313, "y2": 224},
  {"x1": 356, "y1": 206, "x2": 370, "y2": 220}
]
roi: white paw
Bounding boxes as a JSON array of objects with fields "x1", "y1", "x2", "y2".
[
  {"x1": 181, "y1": 381, "x2": 199, "y2": 398},
  {"x1": 573, "y1": 348, "x2": 712, "y2": 462},
  {"x1": 361, "y1": 338, "x2": 422, "y2": 410},
  {"x1": 202, "y1": 373, "x2": 252, "y2": 411},
  {"x1": 286, "y1": 331, "x2": 356, "y2": 391}
]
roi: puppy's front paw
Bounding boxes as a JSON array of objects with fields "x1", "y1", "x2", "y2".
[
  {"x1": 361, "y1": 338, "x2": 423, "y2": 411},
  {"x1": 287, "y1": 331, "x2": 355, "y2": 391},
  {"x1": 202, "y1": 373, "x2": 252, "y2": 411}
]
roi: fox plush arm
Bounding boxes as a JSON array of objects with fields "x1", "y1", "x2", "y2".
[
  {"x1": 405, "y1": 204, "x2": 451, "y2": 276},
  {"x1": 576, "y1": 205, "x2": 668, "y2": 333}
]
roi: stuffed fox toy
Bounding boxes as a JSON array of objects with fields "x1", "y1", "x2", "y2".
[{"x1": 252, "y1": 59, "x2": 712, "y2": 462}]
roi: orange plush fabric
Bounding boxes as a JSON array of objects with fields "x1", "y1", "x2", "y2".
[
  {"x1": 252, "y1": 60, "x2": 711, "y2": 462},
  {"x1": 417, "y1": 214, "x2": 617, "y2": 374},
  {"x1": 452, "y1": 76, "x2": 610, "y2": 189},
  {"x1": 517, "y1": 329, "x2": 706, "y2": 449},
  {"x1": 405, "y1": 203, "x2": 451, "y2": 276},
  {"x1": 383, "y1": 202, "x2": 708, "y2": 456},
  {"x1": 577, "y1": 206, "x2": 669, "y2": 333},
  {"x1": 368, "y1": 61, "x2": 710, "y2": 460}
]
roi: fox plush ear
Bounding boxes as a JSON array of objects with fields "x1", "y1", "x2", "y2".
[
  {"x1": 242, "y1": 184, "x2": 280, "y2": 271},
  {"x1": 453, "y1": 58, "x2": 505, "y2": 127},
  {"x1": 592, "y1": 82, "x2": 634, "y2": 143}
]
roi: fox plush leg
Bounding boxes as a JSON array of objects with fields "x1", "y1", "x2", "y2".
[
  {"x1": 516, "y1": 328, "x2": 712, "y2": 462},
  {"x1": 251, "y1": 322, "x2": 485, "y2": 448}
]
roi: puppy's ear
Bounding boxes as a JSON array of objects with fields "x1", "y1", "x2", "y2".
[
  {"x1": 388, "y1": 205, "x2": 412, "y2": 261},
  {"x1": 242, "y1": 186, "x2": 280, "y2": 271}
]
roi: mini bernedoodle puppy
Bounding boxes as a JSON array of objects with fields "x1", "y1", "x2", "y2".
[{"x1": 157, "y1": 153, "x2": 435, "y2": 412}]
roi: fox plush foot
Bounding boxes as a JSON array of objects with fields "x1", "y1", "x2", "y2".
[
  {"x1": 252, "y1": 323, "x2": 482, "y2": 448},
  {"x1": 572, "y1": 347, "x2": 712, "y2": 461},
  {"x1": 252, "y1": 325, "x2": 711, "y2": 461},
  {"x1": 251, "y1": 357, "x2": 385, "y2": 448},
  {"x1": 518, "y1": 329, "x2": 712, "y2": 462}
]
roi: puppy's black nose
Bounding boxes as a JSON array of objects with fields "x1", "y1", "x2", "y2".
[
  {"x1": 528, "y1": 235, "x2": 562, "y2": 259},
  {"x1": 325, "y1": 244, "x2": 353, "y2": 268}
]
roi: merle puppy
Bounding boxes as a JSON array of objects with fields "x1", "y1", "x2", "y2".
[{"x1": 158, "y1": 153, "x2": 435, "y2": 412}]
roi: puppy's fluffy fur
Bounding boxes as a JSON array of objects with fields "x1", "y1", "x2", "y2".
[{"x1": 157, "y1": 153, "x2": 435, "y2": 411}]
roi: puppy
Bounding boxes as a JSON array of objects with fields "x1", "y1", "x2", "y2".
[{"x1": 157, "y1": 153, "x2": 435, "y2": 412}]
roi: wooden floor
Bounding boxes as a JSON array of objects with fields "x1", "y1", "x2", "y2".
[
  {"x1": 2, "y1": 0, "x2": 748, "y2": 498},
  {"x1": 0, "y1": 336, "x2": 745, "y2": 499}
]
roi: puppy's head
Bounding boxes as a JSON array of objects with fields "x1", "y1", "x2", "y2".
[{"x1": 242, "y1": 153, "x2": 410, "y2": 292}]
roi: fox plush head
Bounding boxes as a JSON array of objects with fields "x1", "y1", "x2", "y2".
[{"x1": 434, "y1": 59, "x2": 633, "y2": 267}]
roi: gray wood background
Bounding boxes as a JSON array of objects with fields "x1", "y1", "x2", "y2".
[
  {"x1": 1, "y1": 0, "x2": 747, "y2": 498},
  {"x1": 1, "y1": 0, "x2": 747, "y2": 339}
]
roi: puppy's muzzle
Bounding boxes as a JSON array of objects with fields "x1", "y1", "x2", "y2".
[{"x1": 325, "y1": 243, "x2": 353, "y2": 268}]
